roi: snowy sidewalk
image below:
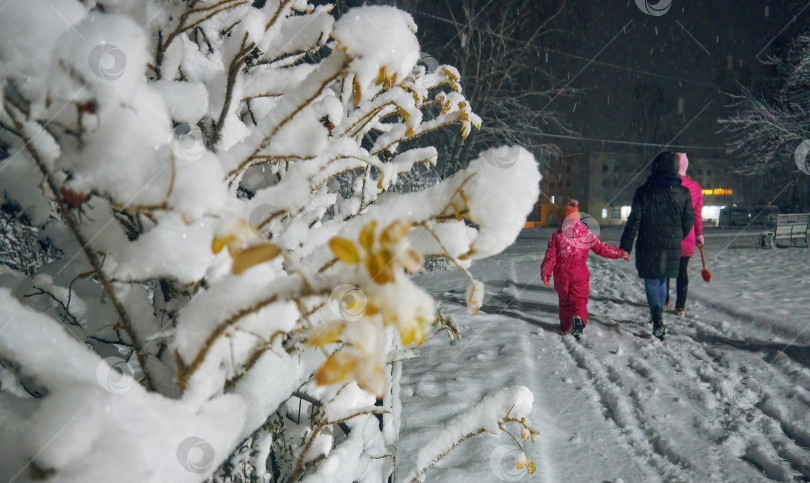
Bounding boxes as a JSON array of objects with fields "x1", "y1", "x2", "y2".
[{"x1": 399, "y1": 238, "x2": 810, "y2": 482}]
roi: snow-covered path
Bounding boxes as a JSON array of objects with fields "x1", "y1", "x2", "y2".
[{"x1": 399, "y1": 229, "x2": 810, "y2": 482}]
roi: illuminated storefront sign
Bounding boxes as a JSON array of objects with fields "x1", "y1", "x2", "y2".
[{"x1": 702, "y1": 188, "x2": 733, "y2": 195}]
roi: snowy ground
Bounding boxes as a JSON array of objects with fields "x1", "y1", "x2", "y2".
[{"x1": 399, "y1": 227, "x2": 810, "y2": 482}]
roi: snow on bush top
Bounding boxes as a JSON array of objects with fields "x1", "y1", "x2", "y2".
[
  {"x1": 463, "y1": 146, "x2": 541, "y2": 259},
  {"x1": 332, "y1": 6, "x2": 421, "y2": 102}
]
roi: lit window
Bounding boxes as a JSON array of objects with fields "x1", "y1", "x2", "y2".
[{"x1": 602, "y1": 208, "x2": 608, "y2": 219}]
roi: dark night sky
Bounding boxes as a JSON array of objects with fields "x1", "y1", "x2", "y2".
[
  {"x1": 383, "y1": 0, "x2": 810, "y2": 162},
  {"x1": 544, "y1": 1, "x2": 807, "y2": 158}
]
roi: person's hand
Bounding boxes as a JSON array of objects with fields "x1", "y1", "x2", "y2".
[
  {"x1": 622, "y1": 250, "x2": 630, "y2": 261},
  {"x1": 696, "y1": 235, "x2": 704, "y2": 247},
  {"x1": 543, "y1": 278, "x2": 550, "y2": 286}
]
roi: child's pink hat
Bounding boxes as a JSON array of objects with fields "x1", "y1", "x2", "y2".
[{"x1": 677, "y1": 152, "x2": 689, "y2": 176}]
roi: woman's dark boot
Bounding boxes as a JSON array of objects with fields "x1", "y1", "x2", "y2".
[{"x1": 651, "y1": 306, "x2": 665, "y2": 339}]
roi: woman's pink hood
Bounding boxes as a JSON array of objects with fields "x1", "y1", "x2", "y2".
[
  {"x1": 677, "y1": 152, "x2": 689, "y2": 176},
  {"x1": 680, "y1": 176, "x2": 703, "y2": 257}
]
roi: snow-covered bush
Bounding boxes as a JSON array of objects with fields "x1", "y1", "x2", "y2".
[{"x1": 0, "y1": 1, "x2": 541, "y2": 481}]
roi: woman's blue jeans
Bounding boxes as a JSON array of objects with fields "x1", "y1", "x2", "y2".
[{"x1": 644, "y1": 278, "x2": 667, "y2": 313}]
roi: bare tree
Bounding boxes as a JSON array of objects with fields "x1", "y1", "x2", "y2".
[
  {"x1": 395, "y1": 0, "x2": 576, "y2": 176},
  {"x1": 720, "y1": 33, "x2": 810, "y2": 177}
]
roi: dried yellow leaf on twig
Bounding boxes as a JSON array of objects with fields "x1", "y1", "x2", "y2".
[
  {"x1": 380, "y1": 220, "x2": 412, "y2": 245},
  {"x1": 360, "y1": 221, "x2": 377, "y2": 252},
  {"x1": 307, "y1": 322, "x2": 346, "y2": 347},
  {"x1": 401, "y1": 248, "x2": 423, "y2": 274},
  {"x1": 330, "y1": 237, "x2": 361, "y2": 264},
  {"x1": 352, "y1": 78, "x2": 362, "y2": 106},
  {"x1": 315, "y1": 352, "x2": 358, "y2": 386},
  {"x1": 366, "y1": 251, "x2": 395, "y2": 284},
  {"x1": 398, "y1": 321, "x2": 426, "y2": 346},
  {"x1": 212, "y1": 234, "x2": 235, "y2": 254},
  {"x1": 375, "y1": 66, "x2": 386, "y2": 86},
  {"x1": 231, "y1": 243, "x2": 281, "y2": 275}
]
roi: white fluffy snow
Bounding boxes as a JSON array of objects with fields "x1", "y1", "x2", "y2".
[
  {"x1": 0, "y1": 289, "x2": 245, "y2": 483},
  {"x1": 399, "y1": 229, "x2": 810, "y2": 482},
  {"x1": 332, "y1": 6, "x2": 420, "y2": 102},
  {"x1": 0, "y1": 1, "x2": 546, "y2": 481}
]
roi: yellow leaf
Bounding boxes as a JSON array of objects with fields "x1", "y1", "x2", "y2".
[
  {"x1": 77, "y1": 269, "x2": 95, "y2": 280},
  {"x1": 386, "y1": 72, "x2": 397, "y2": 89},
  {"x1": 330, "y1": 237, "x2": 361, "y2": 265},
  {"x1": 231, "y1": 243, "x2": 282, "y2": 275},
  {"x1": 380, "y1": 220, "x2": 412, "y2": 245},
  {"x1": 401, "y1": 248, "x2": 423, "y2": 274},
  {"x1": 440, "y1": 100, "x2": 451, "y2": 114},
  {"x1": 356, "y1": 363, "x2": 387, "y2": 397},
  {"x1": 212, "y1": 234, "x2": 235, "y2": 254},
  {"x1": 461, "y1": 122, "x2": 471, "y2": 139},
  {"x1": 365, "y1": 304, "x2": 381, "y2": 317},
  {"x1": 399, "y1": 325, "x2": 416, "y2": 346},
  {"x1": 359, "y1": 221, "x2": 377, "y2": 252},
  {"x1": 375, "y1": 66, "x2": 386, "y2": 86},
  {"x1": 398, "y1": 321, "x2": 426, "y2": 346},
  {"x1": 315, "y1": 352, "x2": 357, "y2": 386},
  {"x1": 515, "y1": 452, "x2": 529, "y2": 470},
  {"x1": 306, "y1": 322, "x2": 346, "y2": 347},
  {"x1": 226, "y1": 241, "x2": 245, "y2": 257},
  {"x1": 353, "y1": 78, "x2": 362, "y2": 106},
  {"x1": 366, "y1": 251, "x2": 395, "y2": 284}
]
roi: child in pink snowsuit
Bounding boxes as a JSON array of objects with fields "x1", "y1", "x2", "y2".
[{"x1": 541, "y1": 200, "x2": 629, "y2": 338}]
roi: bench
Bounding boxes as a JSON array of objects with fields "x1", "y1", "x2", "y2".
[{"x1": 767, "y1": 214, "x2": 809, "y2": 247}]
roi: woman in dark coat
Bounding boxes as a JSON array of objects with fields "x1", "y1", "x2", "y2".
[{"x1": 620, "y1": 152, "x2": 694, "y2": 339}]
